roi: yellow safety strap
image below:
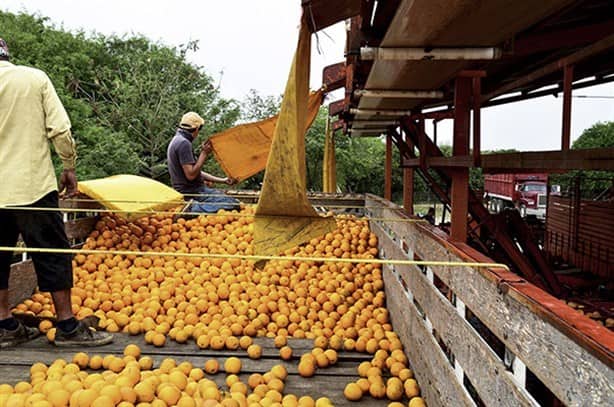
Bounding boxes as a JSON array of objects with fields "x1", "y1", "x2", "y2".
[{"x1": 0, "y1": 246, "x2": 509, "y2": 271}]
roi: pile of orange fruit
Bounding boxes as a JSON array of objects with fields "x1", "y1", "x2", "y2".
[
  {"x1": 0, "y1": 344, "x2": 337, "y2": 407},
  {"x1": 10, "y1": 207, "x2": 426, "y2": 406}
]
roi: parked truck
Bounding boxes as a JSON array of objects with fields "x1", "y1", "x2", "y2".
[{"x1": 484, "y1": 173, "x2": 549, "y2": 218}]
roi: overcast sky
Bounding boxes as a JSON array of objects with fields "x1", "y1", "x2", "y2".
[{"x1": 2, "y1": 0, "x2": 612, "y2": 151}]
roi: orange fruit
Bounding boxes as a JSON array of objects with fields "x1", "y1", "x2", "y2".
[
  {"x1": 279, "y1": 346, "x2": 293, "y2": 361},
  {"x1": 247, "y1": 344, "x2": 262, "y2": 359},
  {"x1": 224, "y1": 357, "x2": 241, "y2": 374},
  {"x1": 204, "y1": 359, "x2": 219, "y2": 375}
]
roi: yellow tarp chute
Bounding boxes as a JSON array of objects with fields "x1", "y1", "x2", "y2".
[
  {"x1": 322, "y1": 115, "x2": 337, "y2": 193},
  {"x1": 78, "y1": 174, "x2": 184, "y2": 220},
  {"x1": 209, "y1": 90, "x2": 323, "y2": 182},
  {"x1": 253, "y1": 19, "x2": 336, "y2": 257}
]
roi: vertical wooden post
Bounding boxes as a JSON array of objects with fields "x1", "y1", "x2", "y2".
[
  {"x1": 451, "y1": 77, "x2": 471, "y2": 242},
  {"x1": 472, "y1": 77, "x2": 481, "y2": 167},
  {"x1": 562, "y1": 65, "x2": 574, "y2": 151},
  {"x1": 403, "y1": 130, "x2": 414, "y2": 215},
  {"x1": 385, "y1": 133, "x2": 392, "y2": 201}
]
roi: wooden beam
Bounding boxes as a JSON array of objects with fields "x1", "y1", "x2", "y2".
[
  {"x1": 451, "y1": 77, "x2": 471, "y2": 243},
  {"x1": 481, "y1": 148, "x2": 614, "y2": 172},
  {"x1": 385, "y1": 134, "x2": 392, "y2": 201},
  {"x1": 562, "y1": 64, "x2": 573, "y2": 151}
]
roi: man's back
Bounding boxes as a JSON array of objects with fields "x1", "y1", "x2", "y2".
[
  {"x1": 167, "y1": 129, "x2": 201, "y2": 194},
  {"x1": 0, "y1": 61, "x2": 71, "y2": 205}
]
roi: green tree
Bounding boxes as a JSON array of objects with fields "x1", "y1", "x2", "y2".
[
  {"x1": 0, "y1": 10, "x2": 240, "y2": 183},
  {"x1": 553, "y1": 121, "x2": 614, "y2": 196},
  {"x1": 241, "y1": 89, "x2": 281, "y2": 122}
]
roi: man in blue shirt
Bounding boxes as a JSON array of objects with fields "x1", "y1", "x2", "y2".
[{"x1": 167, "y1": 112, "x2": 240, "y2": 212}]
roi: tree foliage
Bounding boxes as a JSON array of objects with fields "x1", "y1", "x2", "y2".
[
  {"x1": 553, "y1": 121, "x2": 614, "y2": 197},
  {"x1": 1, "y1": 10, "x2": 239, "y2": 182}
]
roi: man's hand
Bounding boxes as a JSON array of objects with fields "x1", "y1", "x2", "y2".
[
  {"x1": 201, "y1": 140, "x2": 213, "y2": 156},
  {"x1": 224, "y1": 177, "x2": 238, "y2": 186},
  {"x1": 59, "y1": 169, "x2": 78, "y2": 197}
]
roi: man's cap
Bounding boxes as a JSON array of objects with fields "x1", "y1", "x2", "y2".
[
  {"x1": 179, "y1": 112, "x2": 205, "y2": 130},
  {"x1": 0, "y1": 38, "x2": 9, "y2": 59}
]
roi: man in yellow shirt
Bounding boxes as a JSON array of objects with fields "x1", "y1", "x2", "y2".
[{"x1": 0, "y1": 38, "x2": 112, "y2": 347}]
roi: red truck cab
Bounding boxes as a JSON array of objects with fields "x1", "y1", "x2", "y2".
[{"x1": 484, "y1": 173, "x2": 550, "y2": 219}]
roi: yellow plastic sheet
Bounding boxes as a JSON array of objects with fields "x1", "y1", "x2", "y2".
[
  {"x1": 209, "y1": 90, "x2": 323, "y2": 181},
  {"x1": 322, "y1": 116, "x2": 337, "y2": 193},
  {"x1": 253, "y1": 20, "x2": 336, "y2": 257},
  {"x1": 78, "y1": 175, "x2": 184, "y2": 220}
]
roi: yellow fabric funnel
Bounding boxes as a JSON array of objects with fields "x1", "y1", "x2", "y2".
[
  {"x1": 78, "y1": 174, "x2": 184, "y2": 220},
  {"x1": 209, "y1": 90, "x2": 323, "y2": 182},
  {"x1": 253, "y1": 20, "x2": 336, "y2": 257},
  {"x1": 322, "y1": 115, "x2": 337, "y2": 193}
]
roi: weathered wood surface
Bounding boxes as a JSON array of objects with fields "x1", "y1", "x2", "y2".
[
  {"x1": 382, "y1": 258, "x2": 471, "y2": 407},
  {"x1": 0, "y1": 335, "x2": 391, "y2": 406},
  {"x1": 376, "y1": 222, "x2": 537, "y2": 406},
  {"x1": 366, "y1": 194, "x2": 614, "y2": 406},
  {"x1": 8, "y1": 260, "x2": 37, "y2": 308}
]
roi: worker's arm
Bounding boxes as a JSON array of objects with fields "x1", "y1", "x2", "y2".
[
  {"x1": 42, "y1": 73, "x2": 78, "y2": 196},
  {"x1": 181, "y1": 149, "x2": 207, "y2": 181},
  {"x1": 200, "y1": 172, "x2": 236, "y2": 185}
]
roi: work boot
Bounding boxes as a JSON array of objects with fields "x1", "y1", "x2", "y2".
[
  {"x1": 54, "y1": 321, "x2": 113, "y2": 347},
  {"x1": 0, "y1": 320, "x2": 40, "y2": 348}
]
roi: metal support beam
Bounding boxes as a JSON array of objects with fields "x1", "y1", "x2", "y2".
[
  {"x1": 562, "y1": 65, "x2": 574, "y2": 151},
  {"x1": 410, "y1": 110, "x2": 454, "y2": 121},
  {"x1": 350, "y1": 120, "x2": 398, "y2": 126},
  {"x1": 328, "y1": 99, "x2": 345, "y2": 117},
  {"x1": 350, "y1": 108, "x2": 412, "y2": 117},
  {"x1": 348, "y1": 128, "x2": 388, "y2": 134},
  {"x1": 403, "y1": 130, "x2": 414, "y2": 216},
  {"x1": 481, "y1": 147, "x2": 614, "y2": 172},
  {"x1": 344, "y1": 60, "x2": 355, "y2": 112},
  {"x1": 360, "y1": 47, "x2": 502, "y2": 61},
  {"x1": 418, "y1": 118, "x2": 427, "y2": 170},
  {"x1": 484, "y1": 33, "x2": 614, "y2": 102},
  {"x1": 385, "y1": 134, "x2": 392, "y2": 201},
  {"x1": 332, "y1": 119, "x2": 344, "y2": 132},
  {"x1": 322, "y1": 61, "x2": 346, "y2": 92},
  {"x1": 451, "y1": 76, "x2": 471, "y2": 243},
  {"x1": 354, "y1": 89, "x2": 444, "y2": 99}
]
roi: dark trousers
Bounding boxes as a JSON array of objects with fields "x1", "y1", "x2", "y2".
[{"x1": 0, "y1": 191, "x2": 72, "y2": 292}]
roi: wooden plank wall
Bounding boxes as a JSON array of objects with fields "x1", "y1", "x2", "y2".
[
  {"x1": 546, "y1": 196, "x2": 613, "y2": 279},
  {"x1": 365, "y1": 194, "x2": 614, "y2": 407}
]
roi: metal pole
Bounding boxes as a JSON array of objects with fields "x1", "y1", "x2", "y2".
[
  {"x1": 562, "y1": 65, "x2": 574, "y2": 151},
  {"x1": 403, "y1": 129, "x2": 414, "y2": 216},
  {"x1": 360, "y1": 47, "x2": 502, "y2": 61},
  {"x1": 385, "y1": 133, "x2": 393, "y2": 201},
  {"x1": 354, "y1": 89, "x2": 444, "y2": 99},
  {"x1": 472, "y1": 77, "x2": 482, "y2": 167},
  {"x1": 451, "y1": 76, "x2": 472, "y2": 242},
  {"x1": 350, "y1": 108, "x2": 412, "y2": 116}
]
